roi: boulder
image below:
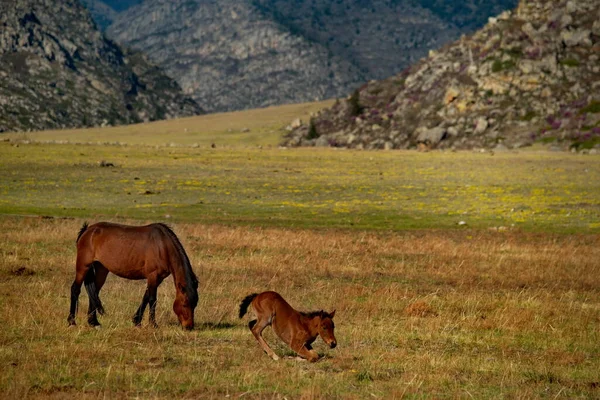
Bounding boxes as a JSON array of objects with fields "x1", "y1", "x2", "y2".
[{"x1": 415, "y1": 126, "x2": 447, "y2": 145}]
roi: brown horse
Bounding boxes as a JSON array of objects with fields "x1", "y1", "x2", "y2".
[
  {"x1": 68, "y1": 222, "x2": 199, "y2": 329},
  {"x1": 239, "y1": 291, "x2": 337, "y2": 362}
]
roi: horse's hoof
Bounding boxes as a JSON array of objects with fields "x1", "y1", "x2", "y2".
[
  {"x1": 68, "y1": 323, "x2": 77, "y2": 328},
  {"x1": 271, "y1": 354, "x2": 280, "y2": 361},
  {"x1": 93, "y1": 325, "x2": 102, "y2": 330}
]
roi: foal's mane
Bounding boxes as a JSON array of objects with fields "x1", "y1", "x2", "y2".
[
  {"x1": 301, "y1": 310, "x2": 332, "y2": 319},
  {"x1": 155, "y1": 223, "x2": 199, "y2": 308}
]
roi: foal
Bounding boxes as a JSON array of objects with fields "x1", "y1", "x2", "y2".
[{"x1": 239, "y1": 291, "x2": 337, "y2": 362}]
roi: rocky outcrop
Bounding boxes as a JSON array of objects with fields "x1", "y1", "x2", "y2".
[
  {"x1": 106, "y1": 0, "x2": 516, "y2": 113},
  {"x1": 283, "y1": 0, "x2": 600, "y2": 151},
  {"x1": 0, "y1": 0, "x2": 202, "y2": 133}
]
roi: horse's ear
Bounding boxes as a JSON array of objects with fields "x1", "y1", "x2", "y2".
[{"x1": 329, "y1": 310, "x2": 336, "y2": 318}]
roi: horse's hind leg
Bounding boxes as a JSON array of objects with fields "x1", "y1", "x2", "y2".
[
  {"x1": 250, "y1": 315, "x2": 279, "y2": 361},
  {"x1": 87, "y1": 264, "x2": 108, "y2": 327},
  {"x1": 68, "y1": 259, "x2": 89, "y2": 326},
  {"x1": 68, "y1": 277, "x2": 84, "y2": 326}
]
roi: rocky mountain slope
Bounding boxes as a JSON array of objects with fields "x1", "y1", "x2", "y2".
[
  {"x1": 107, "y1": 0, "x2": 366, "y2": 113},
  {"x1": 250, "y1": 0, "x2": 517, "y2": 81},
  {"x1": 106, "y1": 0, "x2": 516, "y2": 113},
  {"x1": 283, "y1": 0, "x2": 600, "y2": 151},
  {"x1": 0, "y1": 0, "x2": 202, "y2": 133}
]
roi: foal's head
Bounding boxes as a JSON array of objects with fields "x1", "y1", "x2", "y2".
[
  {"x1": 173, "y1": 285, "x2": 197, "y2": 330},
  {"x1": 317, "y1": 310, "x2": 337, "y2": 348}
]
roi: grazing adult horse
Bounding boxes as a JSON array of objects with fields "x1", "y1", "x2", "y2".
[
  {"x1": 239, "y1": 291, "x2": 337, "y2": 362},
  {"x1": 68, "y1": 222, "x2": 199, "y2": 329}
]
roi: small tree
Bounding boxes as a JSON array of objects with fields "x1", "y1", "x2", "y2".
[
  {"x1": 348, "y1": 89, "x2": 364, "y2": 117},
  {"x1": 307, "y1": 118, "x2": 319, "y2": 139}
]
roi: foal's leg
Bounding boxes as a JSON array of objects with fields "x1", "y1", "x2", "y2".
[
  {"x1": 132, "y1": 288, "x2": 150, "y2": 326},
  {"x1": 292, "y1": 341, "x2": 319, "y2": 362},
  {"x1": 250, "y1": 315, "x2": 279, "y2": 361},
  {"x1": 87, "y1": 265, "x2": 109, "y2": 327}
]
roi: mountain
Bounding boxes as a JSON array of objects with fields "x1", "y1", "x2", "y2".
[
  {"x1": 80, "y1": 0, "x2": 143, "y2": 30},
  {"x1": 79, "y1": 0, "x2": 118, "y2": 31},
  {"x1": 105, "y1": 0, "x2": 517, "y2": 113},
  {"x1": 107, "y1": 0, "x2": 366, "y2": 113},
  {"x1": 0, "y1": 0, "x2": 202, "y2": 133},
  {"x1": 283, "y1": 0, "x2": 600, "y2": 151},
  {"x1": 249, "y1": 0, "x2": 517, "y2": 81}
]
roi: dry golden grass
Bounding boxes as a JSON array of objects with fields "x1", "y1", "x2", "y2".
[
  {"x1": 1, "y1": 216, "x2": 598, "y2": 398},
  {"x1": 4, "y1": 100, "x2": 334, "y2": 147}
]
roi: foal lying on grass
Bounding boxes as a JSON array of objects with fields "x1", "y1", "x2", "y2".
[{"x1": 239, "y1": 291, "x2": 337, "y2": 362}]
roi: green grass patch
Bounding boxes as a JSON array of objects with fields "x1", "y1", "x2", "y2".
[
  {"x1": 580, "y1": 100, "x2": 600, "y2": 114},
  {"x1": 0, "y1": 142, "x2": 599, "y2": 233},
  {"x1": 492, "y1": 59, "x2": 516, "y2": 73},
  {"x1": 559, "y1": 58, "x2": 580, "y2": 67},
  {"x1": 520, "y1": 110, "x2": 537, "y2": 121}
]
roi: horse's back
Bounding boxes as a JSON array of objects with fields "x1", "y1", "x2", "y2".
[{"x1": 76, "y1": 222, "x2": 169, "y2": 279}]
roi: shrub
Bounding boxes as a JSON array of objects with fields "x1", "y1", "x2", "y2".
[
  {"x1": 348, "y1": 89, "x2": 364, "y2": 117},
  {"x1": 307, "y1": 119, "x2": 319, "y2": 140}
]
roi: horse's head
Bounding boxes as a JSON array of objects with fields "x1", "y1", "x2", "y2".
[
  {"x1": 318, "y1": 310, "x2": 337, "y2": 349},
  {"x1": 173, "y1": 284, "x2": 197, "y2": 330}
]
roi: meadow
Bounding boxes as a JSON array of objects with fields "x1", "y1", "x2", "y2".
[{"x1": 0, "y1": 103, "x2": 599, "y2": 398}]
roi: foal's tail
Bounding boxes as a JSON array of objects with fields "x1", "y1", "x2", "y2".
[
  {"x1": 84, "y1": 263, "x2": 105, "y2": 315},
  {"x1": 239, "y1": 293, "x2": 258, "y2": 318}
]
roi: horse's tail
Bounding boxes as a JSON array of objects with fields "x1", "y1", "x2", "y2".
[
  {"x1": 239, "y1": 293, "x2": 258, "y2": 318},
  {"x1": 156, "y1": 223, "x2": 199, "y2": 308},
  {"x1": 76, "y1": 222, "x2": 89, "y2": 243},
  {"x1": 84, "y1": 263, "x2": 105, "y2": 315}
]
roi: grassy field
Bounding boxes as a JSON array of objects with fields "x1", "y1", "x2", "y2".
[
  {"x1": 0, "y1": 217, "x2": 598, "y2": 398},
  {"x1": 1, "y1": 103, "x2": 599, "y2": 398},
  {"x1": 3, "y1": 100, "x2": 334, "y2": 147}
]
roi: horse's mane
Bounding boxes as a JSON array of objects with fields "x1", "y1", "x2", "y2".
[
  {"x1": 155, "y1": 223, "x2": 199, "y2": 308},
  {"x1": 76, "y1": 222, "x2": 89, "y2": 243}
]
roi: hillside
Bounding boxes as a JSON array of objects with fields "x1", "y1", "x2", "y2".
[
  {"x1": 283, "y1": 0, "x2": 600, "y2": 151},
  {"x1": 0, "y1": 0, "x2": 202, "y2": 133},
  {"x1": 106, "y1": 0, "x2": 517, "y2": 113}
]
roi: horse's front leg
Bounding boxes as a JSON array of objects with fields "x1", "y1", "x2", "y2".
[
  {"x1": 132, "y1": 288, "x2": 150, "y2": 326},
  {"x1": 147, "y1": 276, "x2": 164, "y2": 328}
]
